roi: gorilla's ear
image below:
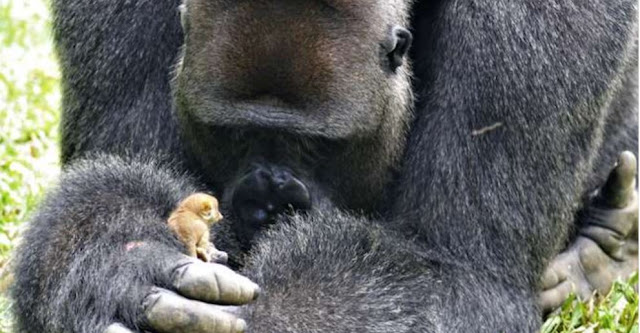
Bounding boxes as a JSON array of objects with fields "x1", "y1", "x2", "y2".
[
  {"x1": 179, "y1": 1, "x2": 189, "y2": 34},
  {"x1": 384, "y1": 26, "x2": 412, "y2": 72}
]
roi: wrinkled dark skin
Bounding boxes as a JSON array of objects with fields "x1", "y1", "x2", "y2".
[
  {"x1": 104, "y1": 251, "x2": 257, "y2": 333},
  {"x1": 539, "y1": 151, "x2": 638, "y2": 314}
]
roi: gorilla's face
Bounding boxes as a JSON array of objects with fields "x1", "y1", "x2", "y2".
[
  {"x1": 175, "y1": 0, "x2": 412, "y2": 139},
  {"x1": 174, "y1": 0, "x2": 413, "y2": 252}
]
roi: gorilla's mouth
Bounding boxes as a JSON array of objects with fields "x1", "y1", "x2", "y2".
[
  {"x1": 249, "y1": 95, "x2": 293, "y2": 108},
  {"x1": 189, "y1": 92, "x2": 367, "y2": 138},
  {"x1": 209, "y1": 97, "x2": 317, "y2": 134},
  {"x1": 243, "y1": 106, "x2": 302, "y2": 126},
  {"x1": 230, "y1": 94, "x2": 301, "y2": 121}
]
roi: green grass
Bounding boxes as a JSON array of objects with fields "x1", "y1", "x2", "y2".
[
  {"x1": 541, "y1": 274, "x2": 639, "y2": 333},
  {"x1": 0, "y1": 0, "x2": 60, "y2": 331},
  {"x1": 0, "y1": 0, "x2": 637, "y2": 332},
  {"x1": 0, "y1": 0, "x2": 60, "y2": 255}
]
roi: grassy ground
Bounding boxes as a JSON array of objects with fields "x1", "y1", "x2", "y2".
[
  {"x1": 540, "y1": 273, "x2": 639, "y2": 333},
  {"x1": 0, "y1": 0, "x2": 61, "y2": 331},
  {"x1": 0, "y1": 0, "x2": 637, "y2": 332}
]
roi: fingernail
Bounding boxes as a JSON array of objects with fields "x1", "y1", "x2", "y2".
[
  {"x1": 619, "y1": 151, "x2": 635, "y2": 167},
  {"x1": 252, "y1": 285, "x2": 261, "y2": 301},
  {"x1": 235, "y1": 319, "x2": 247, "y2": 332}
]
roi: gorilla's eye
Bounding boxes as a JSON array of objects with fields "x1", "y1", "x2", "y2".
[{"x1": 384, "y1": 26, "x2": 413, "y2": 72}]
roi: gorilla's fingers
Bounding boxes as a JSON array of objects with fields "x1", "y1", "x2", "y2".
[
  {"x1": 104, "y1": 323, "x2": 136, "y2": 333},
  {"x1": 144, "y1": 288, "x2": 247, "y2": 333},
  {"x1": 540, "y1": 261, "x2": 565, "y2": 291},
  {"x1": 581, "y1": 151, "x2": 638, "y2": 254},
  {"x1": 598, "y1": 151, "x2": 637, "y2": 209},
  {"x1": 579, "y1": 223, "x2": 628, "y2": 260},
  {"x1": 538, "y1": 280, "x2": 574, "y2": 314},
  {"x1": 172, "y1": 259, "x2": 260, "y2": 305},
  {"x1": 581, "y1": 186, "x2": 638, "y2": 257}
]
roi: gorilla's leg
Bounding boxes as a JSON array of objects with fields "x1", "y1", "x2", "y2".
[
  {"x1": 539, "y1": 152, "x2": 638, "y2": 313},
  {"x1": 11, "y1": 155, "x2": 259, "y2": 333}
]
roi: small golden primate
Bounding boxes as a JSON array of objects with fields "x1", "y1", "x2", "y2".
[{"x1": 168, "y1": 193, "x2": 225, "y2": 262}]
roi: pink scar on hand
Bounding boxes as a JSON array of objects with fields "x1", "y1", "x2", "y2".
[{"x1": 124, "y1": 241, "x2": 147, "y2": 251}]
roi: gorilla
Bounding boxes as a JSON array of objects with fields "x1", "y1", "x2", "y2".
[{"x1": 10, "y1": 0, "x2": 638, "y2": 333}]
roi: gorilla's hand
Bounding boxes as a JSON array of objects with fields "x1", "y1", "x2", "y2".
[
  {"x1": 11, "y1": 156, "x2": 260, "y2": 333},
  {"x1": 104, "y1": 244, "x2": 259, "y2": 333},
  {"x1": 538, "y1": 151, "x2": 638, "y2": 314}
]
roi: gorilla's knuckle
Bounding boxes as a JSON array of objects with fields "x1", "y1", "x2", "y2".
[{"x1": 578, "y1": 244, "x2": 606, "y2": 272}]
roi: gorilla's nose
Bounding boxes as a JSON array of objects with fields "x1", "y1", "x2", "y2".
[{"x1": 231, "y1": 165, "x2": 311, "y2": 246}]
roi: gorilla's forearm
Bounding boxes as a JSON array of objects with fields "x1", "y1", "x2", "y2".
[
  {"x1": 11, "y1": 155, "x2": 259, "y2": 333},
  {"x1": 395, "y1": 0, "x2": 637, "y2": 282},
  {"x1": 11, "y1": 155, "x2": 194, "y2": 332},
  {"x1": 53, "y1": 0, "x2": 183, "y2": 164},
  {"x1": 389, "y1": 0, "x2": 637, "y2": 327},
  {"x1": 241, "y1": 209, "x2": 540, "y2": 333}
]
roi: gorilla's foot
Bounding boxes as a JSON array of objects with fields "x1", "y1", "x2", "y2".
[
  {"x1": 539, "y1": 151, "x2": 638, "y2": 314},
  {"x1": 231, "y1": 164, "x2": 312, "y2": 246}
]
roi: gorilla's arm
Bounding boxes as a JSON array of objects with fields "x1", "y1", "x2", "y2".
[
  {"x1": 237, "y1": 154, "x2": 637, "y2": 333},
  {"x1": 11, "y1": 155, "x2": 259, "y2": 333},
  {"x1": 389, "y1": 0, "x2": 637, "y2": 330},
  {"x1": 52, "y1": 0, "x2": 183, "y2": 163},
  {"x1": 240, "y1": 209, "x2": 537, "y2": 332}
]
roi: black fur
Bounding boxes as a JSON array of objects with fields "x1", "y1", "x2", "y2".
[
  {"x1": 52, "y1": 0, "x2": 184, "y2": 163},
  {"x1": 12, "y1": 155, "x2": 197, "y2": 332},
  {"x1": 386, "y1": 1, "x2": 638, "y2": 328},
  {"x1": 11, "y1": 0, "x2": 637, "y2": 332},
  {"x1": 242, "y1": 208, "x2": 540, "y2": 332}
]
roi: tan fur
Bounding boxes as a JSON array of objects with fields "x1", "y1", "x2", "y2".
[{"x1": 167, "y1": 193, "x2": 223, "y2": 262}]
